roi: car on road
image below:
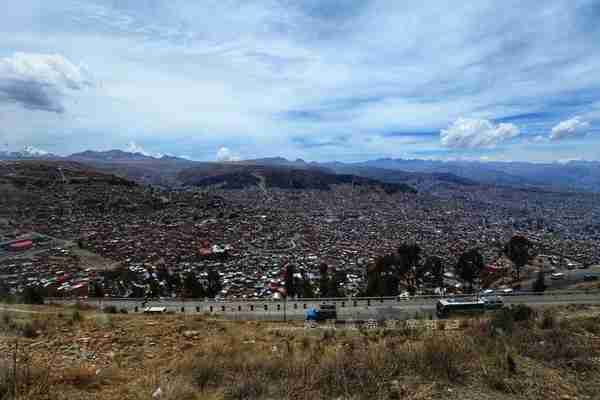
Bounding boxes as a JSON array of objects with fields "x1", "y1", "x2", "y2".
[
  {"x1": 551, "y1": 272, "x2": 566, "y2": 280},
  {"x1": 583, "y1": 274, "x2": 598, "y2": 282},
  {"x1": 481, "y1": 296, "x2": 504, "y2": 309},
  {"x1": 397, "y1": 292, "x2": 410, "y2": 301},
  {"x1": 306, "y1": 304, "x2": 337, "y2": 321},
  {"x1": 143, "y1": 306, "x2": 167, "y2": 314}
]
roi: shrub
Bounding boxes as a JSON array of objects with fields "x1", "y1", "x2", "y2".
[
  {"x1": 60, "y1": 365, "x2": 98, "y2": 388},
  {"x1": 490, "y1": 304, "x2": 536, "y2": 335},
  {"x1": 70, "y1": 310, "x2": 83, "y2": 323},
  {"x1": 224, "y1": 378, "x2": 267, "y2": 400},
  {"x1": 415, "y1": 336, "x2": 470, "y2": 381},
  {"x1": 20, "y1": 320, "x2": 38, "y2": 338},
  {"x1": 154, "y1": 376, "x2": 197, "y2": 400},
  {"x1": 103, "y1": 305, "x2": 118, "y2": 314},
  {"x1": 1, "y1": 311, "x2": 12, "y2": 328},
  {"x1": 490, "y1": 308, "x2": 515, "y2": 335},
  {"x1": 511, "y1": 304, "x2": 536, "y2": 323},
  {"x1": 94, "y1": 314, "x2": 114, "y2": 329},
  {"x1": 21, "y1": 287, "x2": 44, "y2": 305},
  {"x1": 539, "y1": 310, "x2": 556, "y2": 330}
]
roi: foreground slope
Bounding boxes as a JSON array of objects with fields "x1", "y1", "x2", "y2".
[{"x1": 0, "y1": 304, "x2": 599, "y2": 400}]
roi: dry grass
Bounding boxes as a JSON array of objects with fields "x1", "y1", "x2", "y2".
[{"x1": 0, "y1": 305, "x2": 599, "y2": 400}]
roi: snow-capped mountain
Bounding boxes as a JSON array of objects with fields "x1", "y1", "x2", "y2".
[{"x1": 0, "y1": 146, "x2": 59, "y2": 159}]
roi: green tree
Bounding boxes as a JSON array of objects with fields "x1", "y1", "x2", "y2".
[
  {"x1": 455, "y1": 248, "x2": 485, "y2": 291},
  {"x1": 505, "y1": 235, "x2": 532, "y2": 281},
  {"x1": 284, "y1": 264, "x2": 297, "y2": 298},
  {"x1": 90, "y1": 281, "x2": 104, "y2": 298},
  {"x1": 206, "y1": 269, "x2": 222, "y2": 298},
  {"x1": 299, "y1": 273, "x2": 315, "y2": 298},
  {"x1": 424, "y1": 256, "x2": 444, "y2": 287},
  {"x1": 183, "y1": 272, "x2": 206, "y2": 298},
  {"x1": 395, "y1": 243, "x2": 422, "y2": 295},
  {"x1": 318, "y1": 263, "x2": 329, "y2": 297},
  {"x1": 328, "y1": 268, "x2": 346, "y2": 297},
  {"x1": 147, "y1": 279, "x2": 161, "y2": 298},
  {"x1": 366, "y1": 256, "x2": 399, "y2": 296},
  {"x1": 533, "y1": 269, "x2": 546, "y2": 292},
  {"x1": 21, "y1": 287, "x2": 44, "y2": 305},
  {"x1": 366, "y1": 257, "x2": 386, "y2": 296}
]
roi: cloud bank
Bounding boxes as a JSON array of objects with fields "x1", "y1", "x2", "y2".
[
  {"x1": 440, "y1": 118, "x2": 520, "y2": 149},
  {"x1": 550, "y1": 116, "x2": 591, "y2": 141}
]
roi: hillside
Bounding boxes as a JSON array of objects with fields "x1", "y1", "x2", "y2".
[
  {"x1": 322, "y1": 163, "x2": 479, "y2": 192},
  {"x1": 177, "y1": 164, "x2": 417, "y2": 193},
  {"x1": 354, "y1": 159, "x2": 600, "y2": 193},
  {"x1": 0, "y1": 304, "x2": 599, "y2": 400},
  {"x1": 0, "y1": 161, "x2": 176, "y2": 237}
]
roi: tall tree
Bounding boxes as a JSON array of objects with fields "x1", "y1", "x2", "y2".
[
  {"x1": 284, "y1": 264, "x2": 297, "y2": 298},
  {"x1": 455, "y1": 248, "x2": 485, "y2": 291},
  {"x1": 299, "y1": 273, "x2": 315, "y2": 298},
  {"x1": 328, "y1": 268, "x2": 346, "y2": 298},
  {"x1": 505, "y1": 235, "x2": 532, "y2": 281},
  {"x1": 366, "y1": 256, "x2": 387, "y2": 296},
  {"x1": 183, "y1": 272, "x2": 206, "y2": 298},
  {"x1": 395, "y1": 243, "x2": 422, "y2": 295},
  {"x1": 206, "y1": 269, "x2": 222, "y2": 298},
  {"x1": 90, "y1": 281, "x2": 105, "y2": 298},
  {"x1": 424, "y1": 256, "x2": 444, "y2": 287},
  {"x1": 318, "y1": 263, "x2": 329, "y2": 297},
  {"x1": 533, "y1": 269, "x2": 546, "y2": 292}
]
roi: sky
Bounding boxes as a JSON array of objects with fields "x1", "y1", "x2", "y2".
[{"x1": 1, "y1": 0, "x2": 599, "y2": 162}]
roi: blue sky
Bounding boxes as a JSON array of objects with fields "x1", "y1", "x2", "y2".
[{"x1": 0, "y1": 0, "x2": 599, "y2": 162}]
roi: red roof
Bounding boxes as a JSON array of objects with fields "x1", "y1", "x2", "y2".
[{"x1": 9, "y1": 240, "x2": 33, "y2": 250}]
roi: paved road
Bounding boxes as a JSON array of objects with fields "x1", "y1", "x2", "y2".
[
  {"x1": 520, "y1": 265, "x2": 600, "y2": 290},
  {"x1": 47, "y1": 291, "x2": 600, "y2": 321}
]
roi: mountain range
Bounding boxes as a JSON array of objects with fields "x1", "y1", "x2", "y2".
[{"x1": 2, "y1": 148, "x2": 600, "y2": 193}]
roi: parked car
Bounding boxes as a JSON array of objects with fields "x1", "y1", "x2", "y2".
[{"x1": 583, "y1": 274, "x2": 598, "y2": 282}]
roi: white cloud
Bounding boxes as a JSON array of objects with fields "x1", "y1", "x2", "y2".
[
  {"x1": 440, "y1": 118, "x2": 520, "y2": 149},
  {"x1": 2, "y1": 1, "x2": 600, "y2": 161},
  {"x1": 0, "y1": 52, "x2": 92, "y2": 89},
  {"x1": 0, "y1": 52, "x2": 93, "y2": 113},
  {"x1": 549, "y1": 116, "x2": 591, "y2": 141},
  {"x1": 23, "y1": 145, "x2": 49, "y2": 156},
  {"x1": 125, "y1": 141, "x2": 152, "y2": 156},
  {"x1": 216, "y1": 147, "x2": 240, "y2": 162}
]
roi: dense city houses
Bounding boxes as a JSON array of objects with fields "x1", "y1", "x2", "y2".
[{"x1": 1, "y1": 161, "x2": 599, "y2": 301}]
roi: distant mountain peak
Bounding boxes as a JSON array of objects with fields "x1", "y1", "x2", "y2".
[{"x1": 69, "y1": 149, "x2": 155, "y2": 161}]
